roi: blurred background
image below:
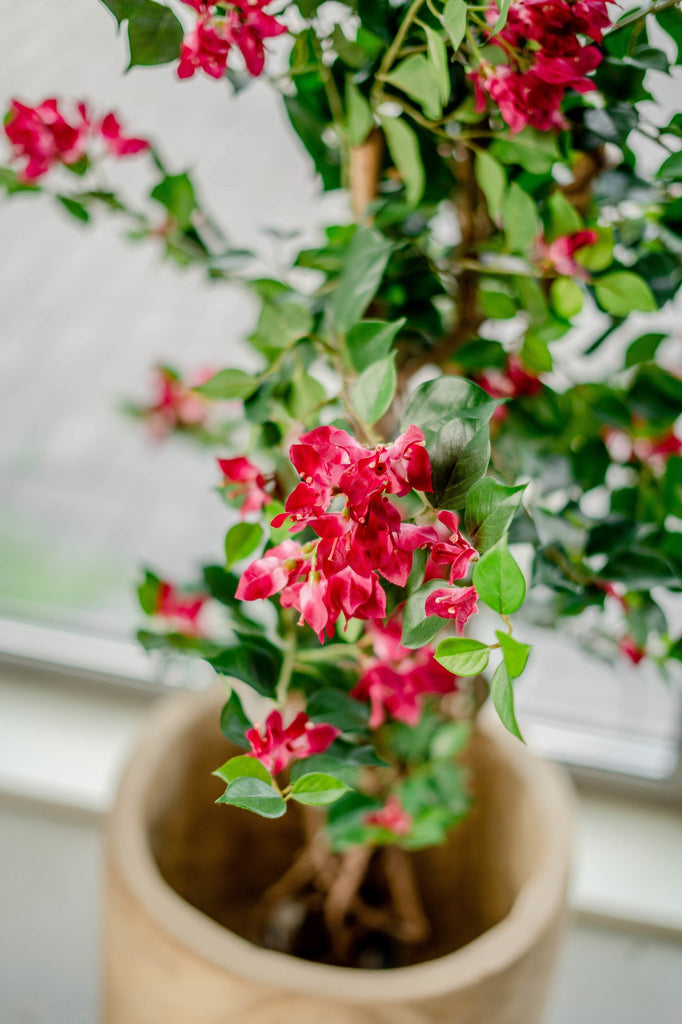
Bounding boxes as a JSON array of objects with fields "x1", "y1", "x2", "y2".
[{"x1": 0, "y1": 1, "x2": 681, "y2": 1022}]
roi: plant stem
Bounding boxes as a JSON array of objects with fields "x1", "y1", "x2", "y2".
[
  {"x1": 277, "y1": 628, "x2": 298, "y2": 705},
  {"x1": 606, "y1": 0, "x2": 680, "y2": 34},
  {"x1": 371, "y1": 0, "x2": 427, "y2": 108}
]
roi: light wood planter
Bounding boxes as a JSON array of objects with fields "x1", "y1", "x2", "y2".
[{"x1": 104, "y1": 686, "x2": 574, "y2": 1024}]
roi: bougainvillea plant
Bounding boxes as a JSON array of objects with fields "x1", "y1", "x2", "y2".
[{"x1": 3, "y1": 0, "x2": 681, "y2": 962}]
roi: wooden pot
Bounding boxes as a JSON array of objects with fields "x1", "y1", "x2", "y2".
[{"x1": 104, "y1": 686, "x2": 574, "y2": 1024}]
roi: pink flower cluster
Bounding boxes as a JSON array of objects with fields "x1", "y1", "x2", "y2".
[
  {"x1": 471, "y1": 0, "x2": 612, "y2": 133},
  {"x1": 537, "y1": 229, "x2": 599, "y2": 278},
  {"x1": 4, "y1": 99, "x2": 148, "y2": 182},
  {"x1": 235, "y1": 426, "x2": 480, "y2": 642},
  {"x1": 144, "y1": 366, "x2": 212, "y2": 438},
  {"x1": 351, "y1": 618, "x2": 457, "y2": 729},
  {"x1": 246, "y1": 709, "x2": 339, "y2": 773},
  {"x1": 218, "y1": 456, "x2": 271, "y2": 516},
  {"x1": 155, "y1": 580, "x2": 208, "y2": 635},
  {"x1": 178, "y1": 0, "x2": 286, "y2": 80},
  {"x1": 364, "y1": 795, "x2": 412, "y2": 837}
]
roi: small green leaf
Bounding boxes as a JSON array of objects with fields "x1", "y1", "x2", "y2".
[
  {"x1": 472, "y1": 537, "x2": 526, "y2": 614},
  {"x1": 252, "y1": 300, "x2": 313, "y2": 352},
  {"x1": 625, "y1": 332, "x2": 665, "y2": 367},
  {"x1": 424, "y1": 26, "x2": 451, "y2": 105},
  {"x1": 545, "y1": 191, "x2": 582, "y2": 241},
  {"x1": 217, "y1": 777, "x2": 286, "y2": 818},
  {"x1": 464, "y1": 477, "x2": 525, "y2": 553},
  {"x1": 137, "y1": 569, "x2": 160, "y2": 615},
  {"x1": 475, "y1": 151, "x2": 506, "y2": 221},
  {"x1": 489, "y1": 0, "x2": 511, "y2": 35},
  {"x1": 594, "y1": 272, "x2": 657, "y2": 316},
  {"x1": 574, "y1": 226, "x2": 613, "y2": 273},
  {"x1": 435, "y1": 637, "x2": 490, "y2": 676},
  {"x1": 402, "y1": 580, "x2": 449, "y2": 649},
  {"x1": 384, "y1": 55, "x2": 442, "y2": 120},
  {"x1": 57, "y1": 196, "x2": 90, "y2": 222},
  {"x1": 346, "y1": 318, "x2": 405, "y2": 372},
  {"x1": 402, "y1": 376, "x2": 500, "y2": 430},
  {"x1": 220, "y1": 690, "x2": 252, "y2": 748},
  {"x1": 495, "y1": 631, "x2": 531, "y2": 678},
  {"x1": 351, "y1": 353, "x2": 397, "y2": 425},
  {"x1": 213, "y1": 754, "x2": 273, "y2": 786},
  {"x1": 290, "y1": 772, "x2": 351, "y2": 806},
  {"x1": 345, "y1": 77, "x2": 374, "y2": 146},
  {"x1": 442, "y1": 0, "x2": 468, "y2": 50},
  {"x1": 381, "y1": 115, "x2": 424, "y2": 207},
  {"x1": 503, "y1": 183, "x2": 539, "y2": 254},
  {"x1": 306, "y1": 689, "x2": 369, "y2": 732},
  {"x1": 332, "y1": 226, "x2": 393, "y2": 333},
  {"x1": 194, "y1": 368, "x2": 259, "y2": 400},
  {"x1": 490, "y1": 662, "x2": 523, "y2": 741},
  {"x1": 225, "y1": 523, "x2": 263, "y2": 568},
  {"x1": 551, "y1": 277, "x2": 583, "y2": 318},
  {"x1": 127, "y1": 1, "x2": 183, "y2": 67},
  {"x1": 656, "y1": 150, "x2": 682, "y2": 180},
  {"x1": 150, "y1": 172, "x2": 196, "y2": 230},
  {"x1": 208, "y1": 638, "x2": 282, "y2": 697},
  {"x1": 428, "y1": 419, "x2": 491, "y2": 510}
]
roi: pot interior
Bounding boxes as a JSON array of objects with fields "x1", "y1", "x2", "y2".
[{"x1": 145, "y1": 700, "x2": 541, "y2": 966}]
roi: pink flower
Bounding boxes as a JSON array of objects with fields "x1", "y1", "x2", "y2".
[
  {"x1": 633, "y1": 428, "x2": 682, "y2": 467},
  {"x1": 424, "y1": 586, "x2": 479, "y2": 634},
  {"x1": 477, "y1": 355, "x2": 543, "y2": 405},
  {"x1": 144, "y1": 366, "x2": 210, "y2": 437},
  {"x1": 235, "y1": 539, "x2": 308, "y2": 601},
  {"x1": 537, "y1": 229, "x2": 599, "y2": 278},
  {"x1": 98, "y1": 112, "x2": 149, "y2": 156},
  {"x1": 351, "y1": 618, "x2": 456, "y2": 728},
  {"x1": 246, "y1": 710, "x2": 340, "y2": 774},
  {"x1": 227, "y1": 1, "x2": 288, "y2": 77},
  {"x1": 155, "y1": 581, "x2": 207, "y2": 635},
  {"x1": 4, "y1": 98, "x2": 90, "y2": 180},
  {"x1": 178, "y1": 14, "x2": 232, "y2": 79},
  {"x1": 218, "y1": 456, "x2": 270, "y2": 516},
  {"x1": 619, "y1": 636, "x2": 646, "y2": 666},
  {"x1": 430, "y1": 511, "x2": 477, "y2": 583},
  {"x1": 364, "y1": 796, "x2": 412, "y2": 836}
]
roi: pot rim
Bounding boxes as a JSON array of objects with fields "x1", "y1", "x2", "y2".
[{"x1": 107, "y1": 684, "x2": 575, "y2": 1004}]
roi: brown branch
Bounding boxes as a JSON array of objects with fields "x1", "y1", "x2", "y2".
[{"x1": 350, "y1": 130, "x2": 384, "y2": 223}]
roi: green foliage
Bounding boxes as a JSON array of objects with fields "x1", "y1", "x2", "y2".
[
  {"x1": 401, "y1": 580, "x2": 449, "y2": 648},
  {"x1": 435, "y1": 637, "x2": 491, "y2": 676},
  {"x1": 472, "y1": 537, "x2": 526, "y2": 614},
  {"x1": 465, "y1": 478, "x2": 526, "y2": 553},
  {"x1": 490, "y1": 662, "x2": 523, "y2": 741},
  {"x1": 290, "y1": 773, "x2": 351, "y2": 806},
  {"x1": 213, "y1": 754, "x2": 273, "y2": 787},
  {"x1": 216, "y1": 777, "x2": 286, "y2": 818},
  {"x1": 195, "y1": 369, "x2": 260, "y2": 400},
  {"x1": 381, "y1": 115, "x2": 425, "y2": 206},
  {"x1": 346, "y1": 319, "x2": 404, "y2": 372},
  {"x1": 352, "y1": 353, "x2": 397, "y2": 425},
  {"x1": 442, "y1": 0, "x2": 468, "y2": 50},
  {"x1": 332, "y1": 227, "x2": 393, "y2": 333},
  {"x1": 208, "y1": 637, "x2": 283, "y2": 697},
  {"x1": 594, "y1": 272, "x2": 657, "y2": 316},
  {"x1": 225, "y1": 523, "x2": 264, "y2": 569}
]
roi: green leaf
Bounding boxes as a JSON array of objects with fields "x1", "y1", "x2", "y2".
[
  {"x1": 137, "y1": 569, "x2": 160, "y2": 615},
  {"x1": 442, "y1": 0, "x2": 468, "y2": 50},
  {"x1": 252, "y1": 300, "x2": 313, "y2": 352},
  {"x1": 345, "y1": 78, "x2": 374, "y2": 146},
  {"x1": 665, "y1": 457, "x2": 682, "y2": 519},
  {"x1": 594, "y1": 272, "x2": 657, "y2": 316},
  {"x1": 495, "y1": 631, "x2": 531, "y2": 678},
  {"x1": 290, "y1": 772, "x2": 351, "y2": 806},
  {"x1": 216, "y1": 777, "x2": 286, "y2": 818},
  {"x1": 332, "y1": 226, "x2": 393, "y2": 333},
  {"x1": 306, "y1": 689, "x2": 369, "y2": 732},
  {"x1": 657, "y1": 151, "x2": 682, "y2": 180},
  {"x1": 150, "y1": 172, "x2": 196, "y2": 230},
  {"x1": 57, "y1": 196, "x2": 90, "y2": 222},
  {"x1": 194, "y1": 368, "x2": 259, "y2": 400},
  {"x1": 100, "y1": 0, "x2": 138, "y2": 24},
  {"x1": 346, "y1": 318, "x2": 405, "y2": 372},
  {"x1": 402, "y1": 580, "x2": 450, "y2": 649},
  {"x1": 381, "y1": 115, "x2": 425, "y2": 207},
  {"x1": 384, "y1": 55, "x2": 442, "y2": 120},
  {"x1": 625, "y1": 332, "x2": 665, "y2": 367},
  {"x1": 472, "y1": 536, "x2": 526, "y2": 614},
  {"x1": 503, "y1": 183, "x2": 539, "y2": 254},
  {"x1": 551, "y1": 277, "x2": 583, "y2": 318},
  {"x1": 286, "y1": 367, "x2": 327, "y2": 422},
  {"x1": 225, "y1": 523, "x2": 263, "y2": 568},
  {"x1": 213, "y1": 754, "x2": 273, "y2": 787},
  {"x1": 545, "y1": 191, "x2": 582, "y2": 241},
  {"x1": 220, "y1": 690, "x2": 253, "y2": 748},
  {"x1": 351, "y1": 353, "x2": 397, "y2": 425},
  {"x1": 127, "y1": 1, "x2": 183, "y2": 67},
  {"x1": 490, "y1": 129, "x2": 559, "y2": 174},
  {"x1": 208, "y1": 637, "x2": 282, "y2": 697},
  {"x1": 428, "y1": 419, "x2": 491, "y2": 510},
  {"x1": 402, "y1": 376, "x2": 500, "y2": 431},
  {"x1": 332, "y1": 24, "x2": 365, "y2": 67},
  {"x1": 424, "y1": 26, "x2": 451, "y2": 105},
  {"x1": 490, "y1": 662, "x2": 523, "y2": 741},
  {"x1": 435, "y1": 637, "x2": 490, "y2": 676},
  {"x1": 489, "y1": 0, "x2": 511, "y2": 35},
  {"x1": 464, "y1": 477, "x2": 525, "y2": 553},
  {"x1": 574, "y1": 226, "x2": 613, "y2": 273},
  {"x1": 475, "y1": 151, "x2": 506, "y2": 221},
  {"x1": 479, "y1": 289, "x2": 517, "y2": 319}
]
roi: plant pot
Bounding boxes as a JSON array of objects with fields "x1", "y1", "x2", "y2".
[{"x1": 104, "y1": 685, "x2": 575, "y2": 1024}]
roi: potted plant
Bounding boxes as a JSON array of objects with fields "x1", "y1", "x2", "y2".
[{"x1": 2, "y1": 0, "x2": 680, "y2": 1020}]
